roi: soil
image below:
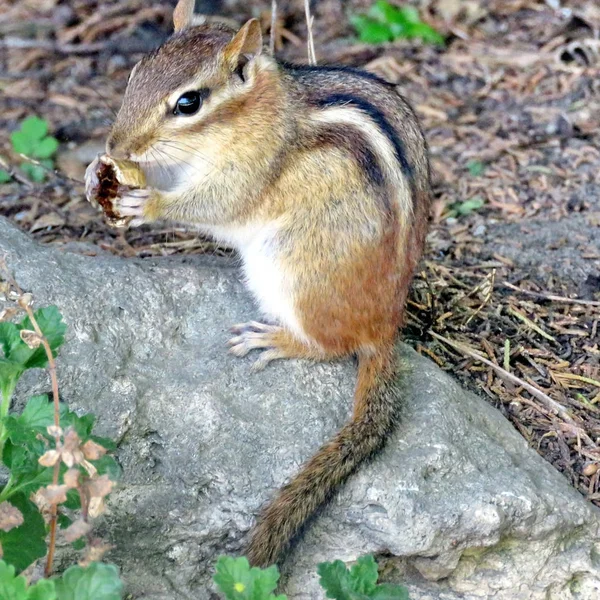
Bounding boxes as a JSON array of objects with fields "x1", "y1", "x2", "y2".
[{"x1": 1, "y1": 1, "x2": 599, "y2": 504}]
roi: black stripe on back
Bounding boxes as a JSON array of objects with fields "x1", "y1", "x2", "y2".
[
  {"x1": 316, "y1": 93, "x2": 413, "y2": 180},
  {"x1": 311, "y1": 125, "x2": 386, "y2": 190}
]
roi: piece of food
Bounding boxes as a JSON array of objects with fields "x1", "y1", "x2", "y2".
[{"x1": 85, "y1": 154, "x2": 146, "y2": 227}]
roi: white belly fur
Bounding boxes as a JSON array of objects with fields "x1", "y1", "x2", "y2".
[{"x1": 208, "y1": 223, "x2": 306, "y2": 340}]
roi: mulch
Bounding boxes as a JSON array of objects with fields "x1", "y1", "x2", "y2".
[{"x1": 1, "y1": 0, "x2": 599, "y2": 504}]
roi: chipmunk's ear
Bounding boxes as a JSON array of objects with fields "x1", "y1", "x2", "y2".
[
  {"x1": 173, "y1": 0, "x2": 195, "y2": 32},
  {"x1": 223, "y1": 19, "x2": 263, "y2": 70}
]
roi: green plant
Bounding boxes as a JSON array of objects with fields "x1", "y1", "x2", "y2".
[
  {"x1": 214, "y1": 557, "x2": 285, "y2": 600},
  {"x1": 214, "y1": 555, "x2": 409, "y2": 600},
  {"x1": 0, "y1": 560, "x2": 123, "y2": 600},
  {"x1": 4, "y1": 116, "x2": 59, "y2": 183},
  {"x1": 446, "y1": 196, "x2": 485, "y2": 218},
  {"x1": 351, "y1": 1, "x2": 444, "y2": 46},
  {"x1": 0, "y1": 262, "x2": 122, "y2": 597},
  {"x1": 466, "y1": 161, "x2": 486, "y2": 177}
]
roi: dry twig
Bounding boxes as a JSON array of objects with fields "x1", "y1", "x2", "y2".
[
  {"x1": 304, "y1": 0, "x2": 316, "y2": 65},
  {"x1": 270, "y1": 0, "x2": 277, "y2": 55}
]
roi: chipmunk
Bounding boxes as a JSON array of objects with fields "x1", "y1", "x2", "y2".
[{"x1": 96, "y1": 0, "x2": 431, "y2": 568}]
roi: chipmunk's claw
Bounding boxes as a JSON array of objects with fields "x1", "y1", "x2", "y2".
[
  {"x1": 230, "y1": 321, "x2": 279, "y2": 335},
  {"x1": 114, "y1": 188, "x2": 150, "y2": 225},
  {"x1": 250, "y1": 349, "x2": 286, "y2": 371},
  {"x1": 228, "y1": 323, "x2": 285, "y2": 370}
]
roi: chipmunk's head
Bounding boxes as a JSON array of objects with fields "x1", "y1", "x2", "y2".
[{"x1": 106, "y1": 0, "x2": 285, "y2": 189}]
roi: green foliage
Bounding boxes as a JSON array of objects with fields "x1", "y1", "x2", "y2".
[
  {"x1": 54, "y1": 563, "x2": 123, "y2": 600},
  {"x1": 8, "y1": 116, "x2": 58, "y2": 183},
  {"x1": 0, "y1": 494, "x2": 46, "y2": 573},
  {"x1": 214, "y1": 555, "x2": 409, "y2": 600},
  {"x1": 0, "y1": 169, "x2": 11, "y2": 184},
  {"x1": 446, "y1": 196, "x2": 485, "y2": 219},
  {"x1": 214, "y1": 557, "x2": 286, "y2": 600},
  {"x1": 318, "y1": 556, "x2": 409, "y2": 600},
  {"x1": 0, "y1": 560, "x2": 56, "y2": 600},
  {"x1": 0, "y1": 560, "x2": 123, "y2": 600},
  {"x1": 0, "y1": 296, "x2": 121, "y2": 593},
  {"x1": 351, "y1": 1, "x2": 444, "y2": 46},
  {"x1": 467, "y1": 161, "x2": 486, "y2": 177},
  {"x1": 0, "y1": 306, "x2": 66, "y2": 403}
]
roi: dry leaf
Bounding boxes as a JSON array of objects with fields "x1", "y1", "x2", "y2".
[
  {"x1": 63, "y1": 519, "x2": 92, "y2": 542},
  {"x1": 87, "y1": 496, "x2": 106, "y2": 518},
  {"x1": 64, "y1": 468, "x2": 81, "y2": 489},
  {"x1": 20, "y1": 329, "x2": 42, "y2": 349},
  {"x1": 0, "y1": 502, "x2": 24, "y2": 532},
  {"x1": 30, "y1": 213, "x2": 66, "y2": 233},
  {"x1": 37, "y1": 484, "x2": 69, "y2": 506},
  {"x1": 47, "y1": 425, "x2": 62, "y2": 438},
  {"x1": 38, "y1": 449, "x2": 61, "y2": 467},
  {"x1": 81, "y1": 439, "x2": 107, "y2": 460},
  {"x1": 17, "y1": 293, "x2": 32, "y2": 308},
  {"x1": 86, "y1": 474, "x2": 113, "y2": 500}
]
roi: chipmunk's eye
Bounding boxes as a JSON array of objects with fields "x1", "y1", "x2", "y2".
[{"x1": 174, "y1": 90, "x2": 208, "y2": 116}]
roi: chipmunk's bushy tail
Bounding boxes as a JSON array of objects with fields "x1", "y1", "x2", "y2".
[{"x1": 246, "y1": 344, "x2": 399, "y2": 567}]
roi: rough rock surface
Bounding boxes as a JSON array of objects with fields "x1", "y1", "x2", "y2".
[{"x1": 1, "y1": 216, "x2": 599, "y2": 600}]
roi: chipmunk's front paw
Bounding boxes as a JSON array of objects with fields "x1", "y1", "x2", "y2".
[{"x1": 114, "y1": 188, "x2": 152, "y2": 227}]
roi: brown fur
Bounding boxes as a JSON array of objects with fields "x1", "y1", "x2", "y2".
[{"x1": 105, "y1": 4, "x2": 432, "y2": 569}]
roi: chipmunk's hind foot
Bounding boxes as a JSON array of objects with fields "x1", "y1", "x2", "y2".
[{"x1": 228, "y1": 322, "x2": 322, "y2": 371}]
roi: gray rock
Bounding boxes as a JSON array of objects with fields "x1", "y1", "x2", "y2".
[{"x1": 1, "y1": 216, "x2": 599, "y2": 600}]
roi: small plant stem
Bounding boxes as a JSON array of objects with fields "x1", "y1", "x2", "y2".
[
  {"x1": 270, "y1": 0, "x2": 277, "y2": 55},
  {"x1": 21, "y1": 304, "x2": 61, "y2": 576},
  {"x1": 304, "y1": 0, "x2": 316, "y2": 65}
]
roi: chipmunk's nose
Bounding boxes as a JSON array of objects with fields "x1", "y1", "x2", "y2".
[{"x1": 105, "y1": 137, "x2": 130, "y2": 160}]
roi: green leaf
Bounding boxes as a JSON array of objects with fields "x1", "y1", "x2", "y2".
[
  {"x1": 214, "y1": 556, "x2": 282, "y2": 600},
  {"x1": 317, "y1": 560, "x2": 353, "y2": 600},
  {"x1": 0, "y1": 493, "x2": 46, "y2": 572},
  {"x1": 349, "y1": 556, "x2": 378, "y2": 595},
  {"x1": 350, "y1": 16, "x2": 392, "y2": 44},
  {"x1": 0, "y1": 322, "x2": 22, "y2": 361},
  {"x1": 456, "y1": 196, "x2": 485, "y2": 215},
  {"x1": 368, "y1": 1, "x2": 399, "y2": 24},
  {"x1": 318, "y1": 556, "x2": 410, "y2": 600},
  {"x1": 397, "y1": 6, "x2": 420, "y2": 24},
  {"x1": 27, "y1": 579, "x2": 57, "y2": 600},
  {"x1": 54, "y1": 563, "x2": 123, "y2": 600},
  {"x1": 0, "y1": 170, "x2": 11, "y2": 183},
  {"x1": 10, "y1": 132, "x2": 34, "y2": 156},
  {"x1": 63, "y1": 488, "x2": 81, "y2": 511},
  {"x1": 8, "y1": 395, "x2": 59, "y2": 435},
  {"x1": 0, "y1": 561, "x2": 57, "y2": 600},
  {"x1": 90, "y1": 455, "x2": 121, "y2": 481},
  {"x1": 352, "y1": 1, "x2": 443, "y2": 46},
  {"x1": 20, "y1": 117, "x2": 48, "y2": 142},
  {"x1": 62, "y1": 411, "x2": 95, "y2": 439},
  {"x1": 405, "y1": 22, "x2": 445, "y2": 45},
  {"x1": 90, "y1": 435, "x2": 117, "y2": 452},
  {"x1": 4, "y1": 395, "x2": 68, "y2": 455},
  {"x1": 21, "y1": 163, "x2": 46, "y2": 183},
  {"x1": 370, "y1": 584, "x2": 409, "y2": 600},
  {"x1": 17, "y1": 306, "x2": 67, "y2": 369},
  {"x1": 467, "y1": 161, "x2": 486, "y2": 177},
  {"x1": 0, "y1": 360, "x2": 24, "y2": 403},
  {"x1": 0, "y1": 437, "x2": 52, "y2": 500},
  {"x1": 32, "y1": 137, "x2": 58, "y2": 160},
  {"x1": 0, "y1": 560, "x2": 27, "y2": 600}
]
